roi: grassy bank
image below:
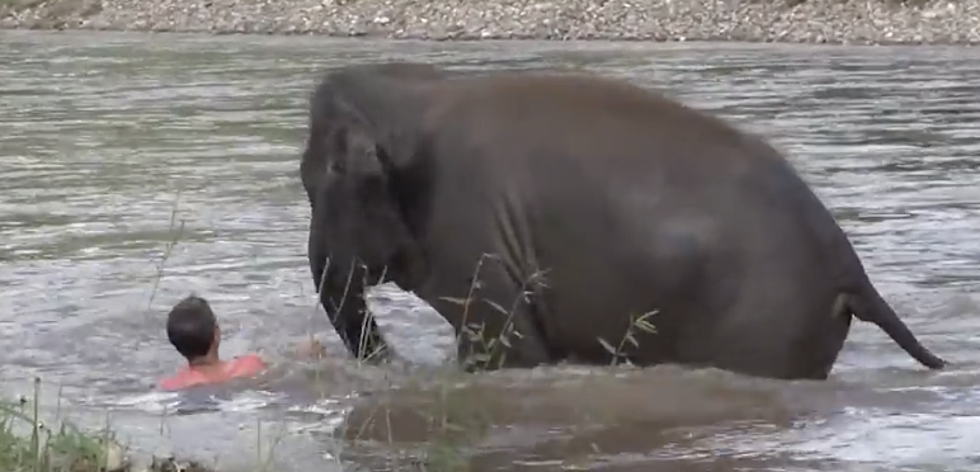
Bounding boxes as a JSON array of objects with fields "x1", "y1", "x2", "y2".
[
  {"x1": 0, "y1": 378, "x2": 211, "y2": 472},
  {"x1": 0, "y1": 374, "x2": 506, "y2": 472}
]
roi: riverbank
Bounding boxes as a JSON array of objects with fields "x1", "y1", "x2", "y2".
[
  {"x1": 0, "y1": 0, "x2": 978, "y2": 44},
  {"x1": 0, "y1": 382, "x2": 211, "y2": 472}
]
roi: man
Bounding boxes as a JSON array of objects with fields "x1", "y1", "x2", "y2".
[{"x1": 159, "y1": 295, "x2": 325, "y2": 391}]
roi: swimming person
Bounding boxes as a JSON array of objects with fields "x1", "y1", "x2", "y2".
[{"x1": 158, "y1": 294, "x2": 326, "y2": 391}]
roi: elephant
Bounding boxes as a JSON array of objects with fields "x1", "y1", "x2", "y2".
[{"x1": 299, "y1": 61, "x2": 947, "y2": 380}]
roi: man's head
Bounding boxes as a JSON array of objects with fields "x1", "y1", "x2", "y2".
[{"x1": 166, "y1": 295, "x2": 220, "y2": 362}]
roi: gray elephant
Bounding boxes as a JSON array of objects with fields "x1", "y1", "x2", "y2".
[{"x1": 299, "y1": 62, "x2": 946, "y2": 380}]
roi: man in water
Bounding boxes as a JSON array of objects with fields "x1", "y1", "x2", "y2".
[{"x1": 159, "y1": 294, "x2": 325, "y2": 391}]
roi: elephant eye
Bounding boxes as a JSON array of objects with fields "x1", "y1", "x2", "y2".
[{"x1": 328, "y1": 159, "x2": 346, "y2": 174}]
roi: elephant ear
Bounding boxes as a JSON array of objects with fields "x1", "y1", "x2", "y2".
[
  {"x1": 325, "y1": 119, "x2": 395, "y2": 184},
  {"x1": 329, "y1": 77, "x2": 427, "y2": 175}
]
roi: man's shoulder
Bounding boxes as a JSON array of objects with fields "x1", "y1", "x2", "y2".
[
  {"x1": 158, "y1": 376, "x2": 181, "y2": 391},
  {"x1": 158, "y1": 356, "x2": 266, "y2": 391},
  {"x1": 230, "y1": 354, "x2": 266, "y2": 375},
  {"x1": 159, "y1": 370, "x2": 203, "y2": 391}
]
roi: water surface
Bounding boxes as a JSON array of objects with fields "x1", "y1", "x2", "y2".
[{"x1": 2, "y1": 30, "x2": 980, "y2": 471}]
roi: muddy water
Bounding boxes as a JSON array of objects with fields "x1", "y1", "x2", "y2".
[{"x1": 2, "y1": 30, "x2": 980, "y2": 472}]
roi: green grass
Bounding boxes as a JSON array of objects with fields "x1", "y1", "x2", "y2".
[
  {"x1": 0, "y1": 379, "x2": 220, "y2": 472},
  {"x1": 0, "y1": 378, "x2": 213, "y2": 472},
  {"x1": 0, "y1": 379, "x2": 111, "y2": 472},
  {"x1": 0, "y1": 373, "x2": 490, "y2": 472}
]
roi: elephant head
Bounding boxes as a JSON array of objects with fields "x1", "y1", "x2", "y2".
[{"x1": 300, "y1": 63, "x2": 444, "y2": 359}]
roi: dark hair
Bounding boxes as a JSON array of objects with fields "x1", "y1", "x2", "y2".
[{"x1": 166, "y1": 295, "x2": 217, "y2": 361}]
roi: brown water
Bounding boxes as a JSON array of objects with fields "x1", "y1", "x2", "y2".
[{"x1": 2, "y1": 30, "x2": 980, "y2": 472}]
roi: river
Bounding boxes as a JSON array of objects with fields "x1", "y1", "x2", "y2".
[{"x1": 1, "y1": 30, "x2": 979, "y2": 472}]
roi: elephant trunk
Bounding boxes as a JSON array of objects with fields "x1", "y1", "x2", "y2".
[
  {"x1": 308, "y1": 209, "x2": 329, "y2": 294},
  {"x1": 307, "y1": 205, "x2": 389, "y2": 360}
]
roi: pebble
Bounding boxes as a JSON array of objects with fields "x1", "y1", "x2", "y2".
[{"x1": 0, "y1": 0, "x2": 978, "y2": 44}]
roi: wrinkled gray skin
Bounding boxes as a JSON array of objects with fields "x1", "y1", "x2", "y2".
[{"x1": 300, "y1": 62, "x2": 947, "y2": 380}]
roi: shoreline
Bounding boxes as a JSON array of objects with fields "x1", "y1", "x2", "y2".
[{"x1": 1, "y1": 0, "x2": 979, "y2": 45}]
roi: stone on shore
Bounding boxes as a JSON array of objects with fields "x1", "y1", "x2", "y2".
[{"x1": 0, "y1": 0, "x2": 977, "y2": 44}]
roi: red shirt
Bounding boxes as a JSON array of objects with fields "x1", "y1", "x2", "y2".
[{"x1": 159, "y1": 354, "x2": 267, "y2": 391}]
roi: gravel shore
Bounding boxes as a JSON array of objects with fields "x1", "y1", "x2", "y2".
[{"x1": 1, "y1": 0, "x2": 978, "y2": 44}]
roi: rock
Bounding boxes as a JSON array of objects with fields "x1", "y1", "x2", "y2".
[
  {"x1": 103, "y1": 438, "x2": 129, "y2": 472},
  {"x1": 0, "y1": 0, "x2": 979, "y2": 44},
  {"x1": 146, "y1": 456, "x2": 213, "y2": 472}
]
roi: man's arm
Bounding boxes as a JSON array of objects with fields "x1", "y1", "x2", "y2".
[{"x1": 289, "y1": 336, "x2": 328, "y2": 360}]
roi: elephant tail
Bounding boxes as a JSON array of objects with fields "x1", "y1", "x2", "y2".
[{"x1": 849, "y1": 282, "x2": 947, "y2": 370}]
